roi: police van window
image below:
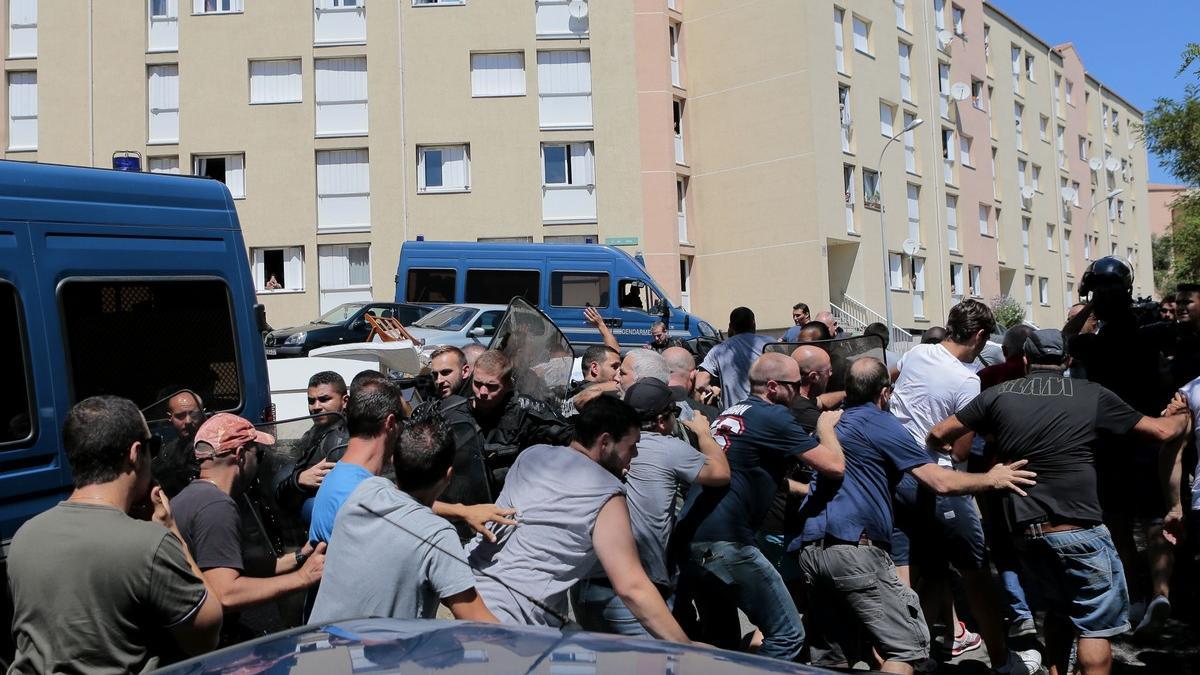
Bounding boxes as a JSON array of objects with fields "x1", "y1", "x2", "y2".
[
  {"x1": 465, "y1": 270, "x2": 540, "y2": 305},
  {"x1": 0, "y1": 283, "x2": 34, "y2": 447},
  {"x1": 59, "y1": 279, "x2": 243, "y2": 416},
  {"x1": 551, "y1": 271, "x2": 610, "y2": 307},
  {"x1": 407, "y1": 268, "x2": 456, "y2": 303},
  {"x1": 619, "y1": 279, "x2": 663, "y2": 313}
]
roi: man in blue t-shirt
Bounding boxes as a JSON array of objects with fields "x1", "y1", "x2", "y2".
[
  {"x1": 794, "y1": 358, "x2": 1036, "y2": 673},
  {"x1": 674, "y1": 352, "x2": 845, "y2": 661}
]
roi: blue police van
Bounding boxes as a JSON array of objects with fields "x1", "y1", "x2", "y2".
[
  {"x1": 394, "y1": 240, "x2": 718, "y2": 349},
  {"x1": 0, "y1": 160, "x2": 271, "y2": 570}
]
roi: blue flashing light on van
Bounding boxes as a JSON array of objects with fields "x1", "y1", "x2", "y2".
[
  {"x1": 0, "y1": 160, "x2": 271, "y2": 550},
  {"x1": 394, "y1": 240, "x2": 719, "y2": 349}
]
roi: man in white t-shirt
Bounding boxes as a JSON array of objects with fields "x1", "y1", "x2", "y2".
[{"x1": 890, "y1": 300, "x2": 1034, "y2": 674}]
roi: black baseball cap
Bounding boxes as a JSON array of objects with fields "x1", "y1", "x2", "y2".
[
  {"x1": 1023, "y1": 329, "x2": 1066, "y2": 365},
  {"x1": 623, "y1": 378, "x2": 677, "y2": 420}
]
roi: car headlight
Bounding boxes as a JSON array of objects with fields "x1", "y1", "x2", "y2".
[{"x1": 284, "y1": 331, "x2": 307, "y2": 346}]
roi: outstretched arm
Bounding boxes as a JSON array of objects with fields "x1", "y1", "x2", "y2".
[{"x1": 585, "y1": 306, "x2": 621, "y2": 353}]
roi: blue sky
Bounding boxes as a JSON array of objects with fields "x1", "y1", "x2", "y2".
[{"x1": 993, "y1": 0, "x2": 1200, "y2": 185}]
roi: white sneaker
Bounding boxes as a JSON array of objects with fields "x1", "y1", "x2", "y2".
[
  {"x1": 1134, "y1": 595, "x2": 1170, "y2": 637},
  {"x1": 994, "y1": 648, "x2": 1043, "y2": 675}
]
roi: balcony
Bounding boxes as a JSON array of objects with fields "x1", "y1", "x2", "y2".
[{"x1": 536, "y1": 0, "x2": 589, "y2": 39}]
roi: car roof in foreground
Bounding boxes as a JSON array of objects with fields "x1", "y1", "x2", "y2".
[{"x1": 152, "y1": 618, "x2": 837, "y2": 674}]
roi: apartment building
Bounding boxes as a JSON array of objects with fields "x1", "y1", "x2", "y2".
[{"x1": 3, "y1": 0, "x2": 1151, "y2": 333}]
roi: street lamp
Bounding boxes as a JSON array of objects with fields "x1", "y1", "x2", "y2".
[
  {"x1": 1085, "y1": 188, "x2": 1124, "y2": 222},
  {"x1": 877, "y1": 116, "x2": 923, "y2": 343}
]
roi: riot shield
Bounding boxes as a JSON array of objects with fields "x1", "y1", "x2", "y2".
[
  {"x1": 766, "y1": 334, "x2": 888, "y2": 393},
  {"x1": 487, "y1": 297, "x2": 574, "y2": 409}
]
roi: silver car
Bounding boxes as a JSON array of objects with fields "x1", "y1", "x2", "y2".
[{"x1": 405, "y1": 303, "x2": 508, "y2": 352}]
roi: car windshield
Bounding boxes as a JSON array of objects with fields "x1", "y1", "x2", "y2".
[
  {"x1": 317, "y1": 303, "x2": 366, "y2": 325},
  {"x1": 413, "y1": 305, "x2": 477, "y2": 331}
]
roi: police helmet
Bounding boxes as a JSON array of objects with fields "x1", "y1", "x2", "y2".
[{"x1": 1079, "y1": 256, "x2": 1133, "y2": 298}]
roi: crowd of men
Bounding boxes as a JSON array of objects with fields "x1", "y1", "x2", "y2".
[{"x1": 6, "y1": 256, "x2": 1200, "y2": 675}]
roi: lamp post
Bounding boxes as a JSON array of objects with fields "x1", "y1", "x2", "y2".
[
  {"x1": 877, "y1": 116, "x2": 923, "y2": 343},
  {"x1": 1086, "y1": 188, "x2": 1123, "y2": 261}
]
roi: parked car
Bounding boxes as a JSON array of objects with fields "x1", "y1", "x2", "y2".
[
  {"x1": 264, "y1": 302, "x2": 432, "y2": 357},
  {"x1": 154, "y1": 618, "x2": 840, "y2": 674},
  {"x1": 404, "y1": 303, "x2": 508, "y2": 353}
]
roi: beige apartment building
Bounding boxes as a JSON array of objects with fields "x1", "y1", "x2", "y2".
[{"x1": 2, "y1": 0, "x2": 1152, "y2": 336}]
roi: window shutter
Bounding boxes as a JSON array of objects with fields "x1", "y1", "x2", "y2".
[{"x1": 569, "y1": 143, "x2": 594, "y2": 186}]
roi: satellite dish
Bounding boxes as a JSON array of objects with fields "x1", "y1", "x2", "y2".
[
  {"x1": 902, "y1": 239, "x2": 920, "y2": 256},
  {"x1": 1060, "y1": 186, "x2": 1078, "y2": 203},
  {"x1": 937, "y1": 30, "x2": 955, "y2": 48},
  {"x1": 568, "y1": 0, "x2": 588, "y2": 19},
  {"x1": 1020, "y1": 186, "x2": 1036, "y2": 200},
  {"x1": 1105, "y1": 157, "x2": 1120, "y2": 172},
  {"x1": 1088, "y1": 157, "x2": 1103, "y2": 172},
  {"x1": 949, "y1": 82, "x2": 970, "y2": 102}
]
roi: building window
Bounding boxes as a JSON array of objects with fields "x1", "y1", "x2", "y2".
[
  {"x1": 1053, "y1": 73, "x2": 1062, "y2": 117},
  {"x1": 673, "y1": 99, "x2": 686, "y2": 165},
  {"x1": 839, "y1": 85, "x2": 853, "y2": 153},
  {"x1": 677, "y1": 177, "x2": 688, "y2": 243},
  {"x1": 971, "y1": 78, "x2": 984, "y2": 110},
  {"x1": 148, "y1": 0, "x2": 178, "y2": 53},
  {"x1": 472, "y1": 52, "x2": 526, "y2": 98},
  {"x1": 959, "y1": 134, "x2": 972, "y2": 167},
  {"x1": 417, "y1": 145, "x2": 469, "y2": 193},
  {"x1": 1056, "y1": 125, "x2": 1066, "y2": 168},
  {"x1": 535, "y1": 0, "x2": 589, "y2": 39},
  {"x1": 249, "y1": 59, "x2": 302, "y2": 104},
  {"x1": 851, "y1": 16, "x2": 871, "y2": 55},
  {"x1": 1021, "y1": 217, "x2": 1031, "y2": 265},
  {"x1": 7, "y1": 71, "x2": 37, "y2": 151},
  {"x1": 1071, "y1": 181, "x2": 1081, "y2": 207},
  {"x1": 1031, "y1": 164, "x2": 1041, "y2": 192},
  {"x1": 1116, "y1": 199, "x2": 1126, "y2": 222},
  {"x1": 193, "y1": 154, "x2": 245, "y2": 199},
  {"x1": 317, "y1": 148, "x2": 370, "y2": 230},
  {"x1": 542, "y1": 142, "x2": 596, "y2": 222},
  {"x1": 147, "y1": 64, "x2": 179, "y2": 144},
  {"x1": 1063, "y1": 229, "x2": 1071, "y2": 269},
  {"x1": 833, "y1": 8, "x2": 846, "y2": 74},
  {"x1": 1013, "y1": 102, "x2": 1024, "y2": 149},
  {"x1": 192, "y1": 0, "x2": 243, "y2": 14},
  {"x1": 1045, "y1": 222, "x2": 1055, "y2": 251},
  {"x1": 938, "y1": 62, "x2": 950, "y2": 119},
  {"x1": 148, "y1": 156, "x2": 179, "y2": 174},
  {"x1": 1038, "y1": 114, "x2": 1049, "y2": 142},
  {"x1": 950, "y1": 262, "x2": 964, "y2": 301},
  {"x1": 1065, "y1": 79, "x2": 1074, "y2": 106},
  {"x1": 844, "y1": 164, "x2": 856, "y2": 233},
  {"x1": 903, "y1": 112, "x2": 918, "y2": 173},
  {"x1": 969, "y1": 265, "x2": 982, "y2": 297},
  {"x1": 314, "y1": 0, "x2": 366, "y2": 45},
  {"x1": 252, "y1": 247, "x2": 304, "y2": 293},
  {"x1": 537, "y1": 50, "x2": 590, "y2": 128},
  {"x1": 951, "y1": 4, "x2": 964, "y2": 35},
  {"x1": 317, "y1": 244, "x2": 371, "y2": 314},
  {"x1": 1024, "y1": 53, "x2": 1035, "y2": 81},
  {"x1": 912, "y1": 256, "x2": 926, "y2": 317},
  {"x1": 669, "y1": 22, "x2": 682, "y2": 87},
  {"x1": 946, "y1": 194, "x2": 959, "y2": 251},
  {"x1": 1038, "y1": 276, "x2": 1049, "y2": 306},
  {"x1": 414, "y1": 0, "x2": 465, "y2": 5},
  {"x1": 8, "y1": 0, "x2": 36, "y2": 58},
  {"x1": 879, "y1": 100, "x2": 896, "y2": 137},
  {"x1": 315, "y1": 57, "x2": 368, "y2": 137},
  {"x1": 906, "y1": 183, "x2": 920, "y2": 242},
  {"x1": 1079, "y1": 135, "x2": 1088, "y2": 162},
  {"x1": 1010, "y1": 46, "x2": 1021, "y2": 94},
  {"x1": 978, "y1": 203, "x2": 990, "y2": 236},
  {"x1": 895, "y1": 0, "x2": 907, "y2": 30},
  {"x1": 863, "y1": 169, "x2": 881, "y2": 210},
  {"x1": 898, "y1": 42, "x2": 913, "y2": 102},
  {"x1": 941, "y1": 127, "x2": 955, "y2": 183},
  {"x1": 1024, "y1": 274, "x2": 1034, "y2": 315},
  {"x1": 933, "y1": 0, "x2": 945, "y2": 32},
  {"x1": 889, "y1": 253, "x2": 904, "y2": 289}
]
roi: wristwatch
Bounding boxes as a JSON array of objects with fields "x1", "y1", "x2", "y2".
[{"x1": 295, "y1": 549, "x2": 308, "y2": 566}]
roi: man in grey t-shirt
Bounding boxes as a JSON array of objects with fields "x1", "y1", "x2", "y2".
[
  {"x1": 310, "y1": 413, "x2": 497, "y2": 624},
  {"x1": 696, "y1": 307, "x2": 775, "y2": 408},
  {"x1": 571, "y1": 378, "x2": 731, "y2": 636}
]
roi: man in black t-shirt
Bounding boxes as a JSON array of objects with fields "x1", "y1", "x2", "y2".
[{"x1": 929, "y1": 329, "x2": 1190, "y2": 675}]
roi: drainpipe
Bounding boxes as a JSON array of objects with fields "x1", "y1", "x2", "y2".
[{"x1": 920, "y1": 1, "x2": 948, "y2": 327}]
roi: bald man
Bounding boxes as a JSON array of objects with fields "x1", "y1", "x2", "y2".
[
  {"x1": 674, "y1": 352, "x2": 845, "y2": 660},
  {"x1": 814, "y1": 311, "x2": 841, "y2": 337},
  {"x1": 664, "y1": 346, "x2": 719, "y2": 420},
  {"x1": 153, "y1": 390, "x2": 204, "y2": 497}
]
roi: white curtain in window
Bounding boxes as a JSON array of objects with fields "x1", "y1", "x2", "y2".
[
  {"x1": 569, "y1": 143, "x2": 595, "y2": 185},
  {"x1": 933, "y1": 0, "x2": 945, "y2": 31},
  {"x1": 472, "y1": 52, "x2": 526, "y2": 97},
  {"x1": 889, "y1": 253, "x2": 903, "y2": 289},
  {"x1": 9, "y1": 0, "x2": 37, "y2": 58},
  {"x1": 315, "y1": 57, "x2": 368, "y2": 136},
  {"x1": 317, "y1": 149, "x2": 370, "y2": 229},
  {"x1": 148, "y1": 65, "x2": 179, "y2": 143},
  {"x1": 851, "y1": 18, "x2": 869, "y2": 53},
  {"x1": 880, "y1": 102, "x2": 894, "y2": 137},
  {"x1": 285, "y1": 248, "x2": 304, "y2": 291},
  {"x1": 7, "y1": 72, "x2": 37, "y2": 150},
  {"x1": 537, "y1": 50, "x2": 591, "y2": 128},
  {"x1": 833, "y1": 8, "x2": 845, "y2": 72},
  {"x1": 149, "y1": 156, "x2": 179, "y2": 174},
  {"x1": 250, "y1": 60, "x2": 302, "y2": 104},
  {"x1": 907, "y1": 184, "x2": 920, "y2": 239},
  {"x1": 441, "y1": 146, "x2": 469, "y2": 188},
  {"x1": 898, "y1": 43, "x2": 912, "y2": 101}
]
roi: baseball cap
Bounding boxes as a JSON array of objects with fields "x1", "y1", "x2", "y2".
[
  {"x1": 193, "y1": 412, "x2": 275, "y2": 459},
  {"x1": 1023, "y1": 329, "x2": 1066, "y2": 365},
  {"x1": 624, "y1": 378, "x2": 678, "y2": 420}
]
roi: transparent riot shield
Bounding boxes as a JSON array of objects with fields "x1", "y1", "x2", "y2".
[
  {"x1": 487, "y1": 297, "x2": 574, "y2": 410},
  {"x1": 765, "y1": 334, "x2": 888, "y2": 393}
]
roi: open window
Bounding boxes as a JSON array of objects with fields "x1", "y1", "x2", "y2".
[{"x1": 618, "y1": 279, "x2": 663, "y2": 314}]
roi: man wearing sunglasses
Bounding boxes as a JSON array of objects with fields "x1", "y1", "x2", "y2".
[
  {"x1": 173, "y1": 413, "x2": 327, "y2": 645},
  {"x1": 8, "y1": 396, "x2": 223, "y2": 673}
]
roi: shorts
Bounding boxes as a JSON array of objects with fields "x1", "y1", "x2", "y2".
[
  {"x1": 1015, "y1": 525, "x2": 1130, "y2": 638},
  {"x1": 892, "y1": 475, "x2": 987, "y2": 571},
  {"x1": 798, "y1": 542, "x2": 930, "y2": 664}
]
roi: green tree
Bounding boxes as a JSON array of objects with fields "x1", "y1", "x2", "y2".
[{"x1": 990, "y1": 295, "x2": 1025, "y2": 329}]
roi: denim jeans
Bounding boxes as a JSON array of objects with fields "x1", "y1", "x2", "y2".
[
  {"x1": 569, "y1": 578, "x2": 652, "y2": 638},
  {"x1": 1016, "y1": 524, "x2": 1130, "y2": 638},
  {"x1": 682, "y1": 541, "x2": 804, "y2": 661}
]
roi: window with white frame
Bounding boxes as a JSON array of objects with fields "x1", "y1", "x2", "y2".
[
  {"x1": 971, "y1": 79, "x2": 984, "y2": 110},
  {"x1": 193, "y1": 154, "x2": 245, "y2": 199},
  {"x1": 834, "y1": 7, "x2": 846, "y2": 74},
  {"x1": 414, "y1": 0, "x2": 465, "y2": 5},
  {"x1": 978, "y1": 203, "x2": 990, "y2": 235},
  {"x1": 1038, "y1": 115, "x2": 1048, "y2": 142},
  {"x1": 1063, "y1": 228, "x2": 1071, "y2": 269},
  {"x1": 938, "y1": 62, "x2": 950, "y2": 118},
  {"x1": 1065, "y1": 79, "x2": 1074, "y2": 105},
  {"x1": 851, "y1": 16, "x2": 870, "y2": 55},
  {"x1": 148, "y1": 156, "x2": 179, "y2": 174},
  {"x1": 903, "y1": 111, "x2": 917, "y2": 173},
  {"x1": 906, "y1": 183, "x2": 920, "y2": 242},
  {"x1": 951, "y1": 4, "x2": 964, "y2": 35},
  {"x1": 1017, "y1": 158, "x2": 1027, "y2": 201},
  {"x1": 1024, "y1": 274, "x2": 1034, "y2": 315},
  {"x1": 946, "y1": 194, "x2": 959, "y2": 251},
  {"x1": 536, "y1": 50, "x2": 592, "y2": 129},
  {"x1": 315, "y1": 57, "x2": 368, "y2": 137},
  {"x1": 193, "y1": 0, "x2": 242, "y2": 14},
  {"x1": 933, "y1": 0, "x2": 945, "y2": 32},
  {"x1": 317, "y1": 149, "x2": 370, "y2": 230},
  {"x1": 1084, "y1": 233, "x2": 1092, "y2": 261},
  {"x1": 148, "y1": 0, "x2": 178, "y2": 53},
  {"x1": 677, "y1": 177, "x2": 688, "y2": 243},
  {"x1": 941, "y1": 127, "x2": 955, "y2": 183},
  {"x1": 844, "y1": 164, "x2": 856, "y2": 233},
  {"x1": 988, "y1": 85, "x2": 996, "y2": 137},
  {"x1": 314, "y1": 0, "x2": 366, "y2": 45},
  {"x1": 1071, "y1": 181, "x2": 1080, "y2": 207},
  {"x1": 417, "y1": 145, "x2": 469, "y2": 193},
  {"x1": 983, "y1": 24, "x2": 991, "y2": 68},
  {"x1": 1021, "y1": 217, "x2": 1030, "y2": 265},
  {"x1": 863, "y1": 169, "x2": 880, "y2": 209},
  {"x1": 317, "y1": 243, "x2": 371, "y2": 314},
  {"x1": 879, "y1": 100, "x2": 895, "y2": 137},
  {"x1": 912, "y1": 256, "x2": 926, "y2": 317},
  {"x1": 8, "y1": 0, "x2": 36, "y2": 58},
  {"x1": 147, "y1": 64, "x2": 179, "y2": 144},
  {"x1": 969, "y1": 265, "x2": 982, "y2": 297},
  {"x1": 669, "y1": 23, "x2": 681, "y2": 87},
  {"x1": 250, "y1": 59, "x2": 302, "y2": 104},
  {"x1": 990, "y1": 146, "x2": 999, "y2": 198},
  {"x1": 1013, "y1": 102, "x2": 1024, "y2": 149},
  {"x1": 889, "y1": 253, "x2": 904, "y2": 289},
  {"x1": 1010, "y1": 46, "x2": 1021, "y2": 94},
  {"x1": 7, "y1": 71, "x2": 37, "y2": 151},
  {"x1": 472, "y1": 52, "x2": 526, "y2": 98},
  {"x1": 1031, "y1": 164, "x2": 1041, "y2": 192},
  {"x1": 950, "y1": 262, "x2": 964, "y2": 300},
  {"x1": 959, "y1": 134, "x2": 972, "y2": 167},
  {"x1": 535, "y1": 0, "x2": 589, "y2": 39},
  {"x1": 1053, "y1": 73, "x2": 1062, "y2": 117},
  {"x1": 673, "y1": 99, "x2": 686, "y2": 165},
  {"x1": 839, "y1": 85, "x2": 853, "y2": 153},
  {"x1": 1038, "y1": 276, "x2": 1049, "y2": 305},
  {"x1": 898, "y1": 42, "x2": 913, "y2": 102},
  {"x1": 1056, "y1": 125, "x2": 1066, "y2": 168},
  {"x1": 252, "y1": 247, "x2": 304, "y2": 292},
  {"x1": 1045, "y1": 222, "x2": 1055, "y2": 251},
  {"x1": 894, "y1": 0, "x2": 906, "y2": 31},
  {"x1": 1024, "y1": 53, "x2": 1035, "y2": 81},
  {"x1": 1116, "y1": 199, "x2": 1125, "y2": 222},
  {"x1": 542, "y1": 142, "x2": 596, "y2": 222}
]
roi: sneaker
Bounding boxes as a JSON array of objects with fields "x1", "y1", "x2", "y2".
[
  {"x1": 1008, "y1": 617, "x2": 1037, "y2": 639},
  {"x1": 994, "y1": 648, "x2": 1043, "y2": 674},
  {"x1": 949, "y1": 621, "x2": 983, "y2": 658},
  {"x1": 1133, "y1": 595, "x2": 1170, "y2": 637}
]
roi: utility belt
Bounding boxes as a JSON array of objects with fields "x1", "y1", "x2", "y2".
[{"x1": 1020, "y1": 520, "x2": 1092, "y2": 539}]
